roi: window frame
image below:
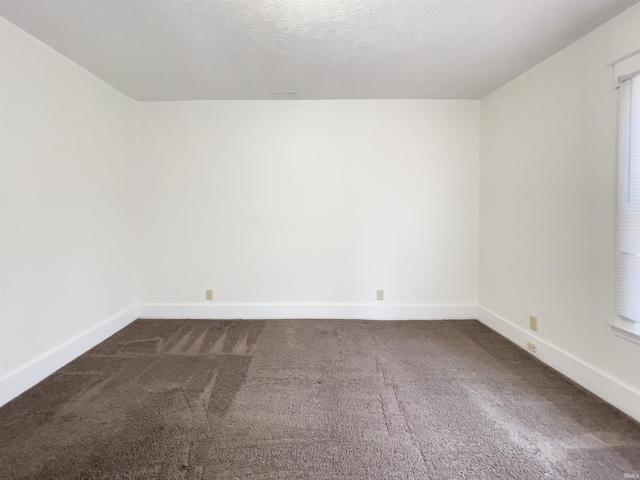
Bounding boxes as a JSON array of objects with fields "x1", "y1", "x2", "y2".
[{"x1": 612, "y1": 64, "x2": 640, "y2": 345}]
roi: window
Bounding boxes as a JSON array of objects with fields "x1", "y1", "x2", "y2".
[{"x1": 614, "y1": 70, "x2": 640, "y2": 343}]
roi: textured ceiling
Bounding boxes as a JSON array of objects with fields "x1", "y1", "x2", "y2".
[{"x1": 1, "y1": 0, "x2": 638, "y2": 100}]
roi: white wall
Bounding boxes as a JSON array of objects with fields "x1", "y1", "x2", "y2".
[
  {"x1": 0, "y1": 19, "x2": 138, "y2": 402},
  {"x1": 479, "y1": 3, "x2": 640, "y2": 419},
  {"x1": 136, "y1": 100, "x2": 479, "y2": 319}
]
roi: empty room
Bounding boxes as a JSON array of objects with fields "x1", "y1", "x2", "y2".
[{"x1": 1, "y1": 0, "x2": 640, "y2": 478}]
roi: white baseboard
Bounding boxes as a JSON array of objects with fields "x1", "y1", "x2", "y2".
[
  {"x1": 138, "y1": 303, "x2": 478, "y2": 321},
  {"x1": 0, "y1": 304, "x2": 139, "y2": 407},
  {"x1": 478, "y1": 305, "x2": 640, "y2": 423}
]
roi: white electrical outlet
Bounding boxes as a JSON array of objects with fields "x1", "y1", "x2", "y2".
[
  {"x1": 205, "y1": 289, "x2": 213, "y2": 300},
  {"x1": 377, "y1": 289, "x2": 384, "y2": 301},
  {"x1": 529, "y1": 315, "x2": 538, "y2": 332}
]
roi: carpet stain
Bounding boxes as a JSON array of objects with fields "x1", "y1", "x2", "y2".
[{"x1": 0, "y1": 319, "x2": 639, "y2": 479}]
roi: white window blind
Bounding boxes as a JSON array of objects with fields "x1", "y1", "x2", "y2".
[{"x1": 617, "y1": 73, "x2": 640, "y2": 325}]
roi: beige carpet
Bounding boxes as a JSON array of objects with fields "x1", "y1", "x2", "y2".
[{"x1": 0, "y1": 319, "x2": 639, "y2": 479}]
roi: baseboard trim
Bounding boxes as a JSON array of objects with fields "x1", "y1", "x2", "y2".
[
  {"x1": 478, "y1": 305, "x2": 640, "y2": 423},
  {"x1": 138, "y1": 303, "x2": 478, "y2": 321},
  {"x1": 0, "y1": 304, "x2": 139, "y2": 407}
]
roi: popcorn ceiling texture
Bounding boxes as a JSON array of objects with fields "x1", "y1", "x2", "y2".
[{"x1": 0, "y1": 0, "x2": 637, "y2": 100}]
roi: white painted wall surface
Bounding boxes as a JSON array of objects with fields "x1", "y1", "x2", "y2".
[
  {"x1": 0, "y1": 19, "x2": 137, "y2": 388},
  {"x1": 479, "y1": 3, "x2": 640, "y2": 415},
  {"x1": 136, "y1": 100, "x2": 479, "y2": 316}
]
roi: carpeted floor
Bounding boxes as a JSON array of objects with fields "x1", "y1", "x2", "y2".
[{"x1": 0, "y1": 320, "x2": 639, "y2": 479}]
